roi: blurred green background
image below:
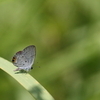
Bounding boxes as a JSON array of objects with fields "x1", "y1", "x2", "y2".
[{"x1": 0, "y1": 0, "x2": 100, "y2": 100}]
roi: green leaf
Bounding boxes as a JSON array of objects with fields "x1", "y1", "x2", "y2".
[{"x1": 0, "y1": 57, "x2": 54, "y2": 100}]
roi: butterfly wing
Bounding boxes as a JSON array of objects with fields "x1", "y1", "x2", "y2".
[
  {"x1": 22, "y1": 45, "x2": 36, "y2": 66},
  {"x1": 12, "y1": 51, "x2": 29, "y2": 67},
  {"x1": 12, "y1": 45, "x2": 36, "y2": 71}
]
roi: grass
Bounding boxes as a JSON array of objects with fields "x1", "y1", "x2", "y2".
[{"x1": 0, "y1": 57, "x2": 55, "y2": 100}]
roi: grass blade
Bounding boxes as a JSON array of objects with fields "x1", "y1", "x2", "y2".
[{"x1": 0, "y1": 57, "x2": 54, "y2": 100}]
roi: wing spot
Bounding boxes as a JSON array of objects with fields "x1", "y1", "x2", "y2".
[{"x1": 12, "y1": 57, "x2": 16, "y2": 63}]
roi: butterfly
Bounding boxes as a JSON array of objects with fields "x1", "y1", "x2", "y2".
[{"x1": 12, "y1": 45, "x2": 36, "y2": 72}]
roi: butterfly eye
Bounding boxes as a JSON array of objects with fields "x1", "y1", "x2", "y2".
[{"x1": 12, "y1": 57, "x2": 16, "y2": 63}]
